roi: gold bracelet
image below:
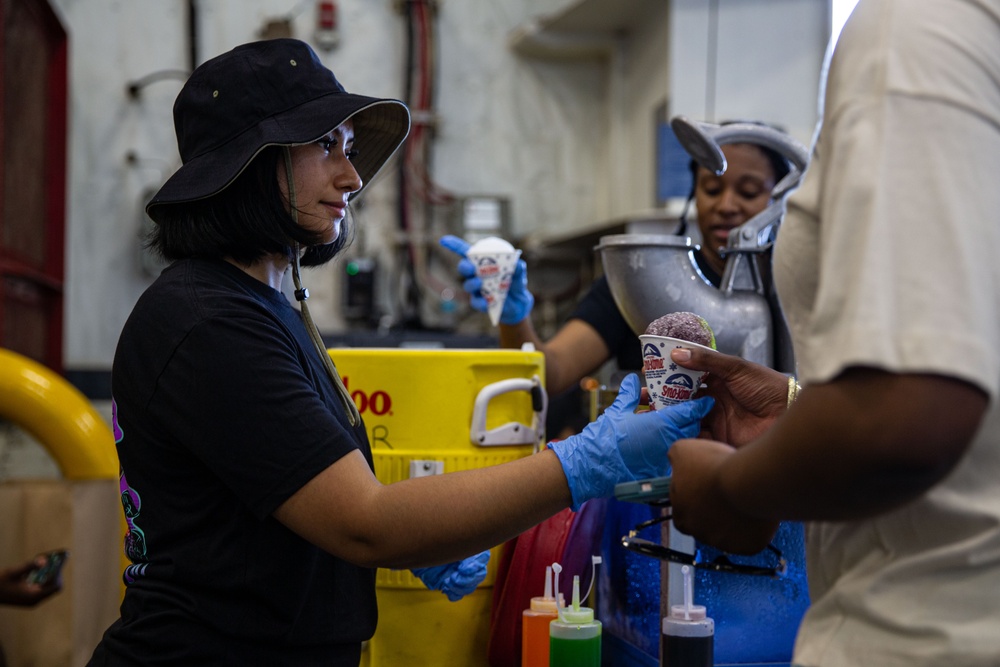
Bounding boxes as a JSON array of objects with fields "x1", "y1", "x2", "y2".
[{"x1": 787, "y1": 375, "x2": 802, "y2": 408}]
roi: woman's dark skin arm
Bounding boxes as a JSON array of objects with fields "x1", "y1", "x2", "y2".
[
  {"x1": 499, "y1": 318, "x2": 611, "y2": 396},
  {"x1": 668, "y1": 347, "x2": 988, "y2": 554}
]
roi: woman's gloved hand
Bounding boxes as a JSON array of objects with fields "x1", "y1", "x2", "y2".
[
  {"x1": 439, "y1": 235, "x2": 534, "y2": 325},
  {"x1": 548, "y1": 374, "x2": 714, "y2": 510},
  {"x1": 411, "y1": 550, "x2": 491, "y2": 602}
]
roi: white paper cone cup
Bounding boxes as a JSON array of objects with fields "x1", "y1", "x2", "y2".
[
  {"x1": 639, "y1": 335, "x2": 711, "y2": 409},
  {"x1": 467, "y1": 249, "x2": 521, "y2": 326}
]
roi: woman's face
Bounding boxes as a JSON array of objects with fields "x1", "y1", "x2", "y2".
[
  {"x1": 278, "y1": 120, "x2": 362, "y2": 245},
  {"x1": 693, "y1": 143, "x2": 777, "y2": 276}
]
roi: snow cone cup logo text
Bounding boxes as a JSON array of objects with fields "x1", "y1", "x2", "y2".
[
  {"x1": 467, "y1": 237, "x2": 521, "y2": 327},
  {"x1": 639, "y1": 334, "x2": 710, "y2": 409}
]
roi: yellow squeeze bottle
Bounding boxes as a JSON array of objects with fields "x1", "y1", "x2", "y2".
[{"x1": 522, "y1": 565, "x2": 559, "y2": 667}]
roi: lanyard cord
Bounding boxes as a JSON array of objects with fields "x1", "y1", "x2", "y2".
[{"x1": 283, "y1": 147, "x2": 361, "y2": 427}]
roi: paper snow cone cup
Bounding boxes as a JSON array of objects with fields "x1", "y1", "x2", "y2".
[
  {"x1": 639, "y1": 334, "x2": 711, "y2": 409},
  {"x1": 467, "y1": 237, "x2": 521, "y2": 327}
]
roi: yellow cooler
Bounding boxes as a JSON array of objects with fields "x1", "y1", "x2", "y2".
[{"x1": 329, "y1": 347, "x2": 547, "y2": 667}]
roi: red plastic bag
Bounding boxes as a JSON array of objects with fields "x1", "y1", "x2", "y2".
[{"x1": 487, "y1": 499, "x2": 607, "y2": 666}]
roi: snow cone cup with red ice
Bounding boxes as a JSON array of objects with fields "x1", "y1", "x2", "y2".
[
  {"x1": 466, "y1": 237, "x2": 522, "y2": 326},
  {"x1": 639, "y1": 335, "x2": 712, "y2": 409}
]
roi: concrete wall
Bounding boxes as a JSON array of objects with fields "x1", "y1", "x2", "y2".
[
  {"x1": 46, "y1": 0, "x2": 829, "y2": 372},
  {"x1": 670, "y1": 0, "x2": 828, "y2": 142}
]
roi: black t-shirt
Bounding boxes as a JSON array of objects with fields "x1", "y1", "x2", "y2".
[
  {"x1": 569, "y1": 251, "x2": 720, "y2": 373},
  {"x1": 89, "y1": 259, "x2": 375, "y2": 666}
]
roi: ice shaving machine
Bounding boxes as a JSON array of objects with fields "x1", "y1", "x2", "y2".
[
  {"x1": 596, "y1": 116, "x2": 810, "y2": 374},
  {"x1": 595, "y1": 118, "x2": 813, "y2": 666}
]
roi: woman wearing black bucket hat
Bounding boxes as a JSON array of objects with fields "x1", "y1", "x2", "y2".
[{"x1": 88, "y1": 38, "x2": 713, "y2": 665}]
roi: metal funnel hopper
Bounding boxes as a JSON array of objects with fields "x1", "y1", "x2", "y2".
[
  {"x1": 597, "y1": 117, "x2": 810, "y2": 371},
  {"x1": 597, "y1": 233, "x2": 777, "y2": 366}
]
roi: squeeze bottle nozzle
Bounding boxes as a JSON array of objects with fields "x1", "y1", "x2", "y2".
[
  {"x1": 551, "y1": 562, "x2": 563, "y2": 607},
  {"x1": 523, "y1": 564, "x2": 561, "y2": 667},
  {"x1": 662, "y1": 565, "x2": 714, "y2": 666},
  {"x1": 529, "y1": 565, "x2": 558, "y2": 613},
  {"x1": 559, "y1": 575, "x2": 595, "y2": 624},
  {"x1": 684, "y1": 563, "x2": 694, "y2": 620},
  {"x1": 670, "y1": 564, "x2": 707, "y2": 621},
  {"x1": 549, "y1": 566, "x2": 602, "y2": 667}
]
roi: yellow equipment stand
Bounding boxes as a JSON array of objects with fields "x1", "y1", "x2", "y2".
[
  {"x1": 0, "y1": 349, "x2": 122, "y2": 581},
  {"x1": 0, "y1": 348, "x2": 122, "y2": 664},
  {"x1": 331, "y1": 348, "x2": 546, "y2": 667},
  {"x1": 0, "y1": 348, "x2": 117, "y2": 480}
]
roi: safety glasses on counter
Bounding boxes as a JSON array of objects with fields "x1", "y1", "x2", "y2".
[{"x1": 621, "y1": 508, "x2": 787, "y2": 578}]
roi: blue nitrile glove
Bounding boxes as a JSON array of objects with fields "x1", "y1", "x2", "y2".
[
  {"x1": 548, "y1": 374, "x2": 714, "y2": 510},
  {"x1": 439, "y1": 235, "x2": 534, "y2": 325},
  {"x1": 411, "y1": 550, "x2": 491, "y2": 602}
]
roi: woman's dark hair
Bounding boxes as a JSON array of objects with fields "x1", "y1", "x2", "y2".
[
  {"x1": 145, "y1": 145, "x2": 349, "y2": 268},
  {"x1": 749, "y1": 143, "x2": 791, "y2": 185}
]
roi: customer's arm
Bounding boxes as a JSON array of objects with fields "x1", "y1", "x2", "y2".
[
  {"x1": 0, "y1": 557, "x2": 62, "y2": 607},
  {"x1": 668, "y1": 367, "x2": 988, "y2": 554}
]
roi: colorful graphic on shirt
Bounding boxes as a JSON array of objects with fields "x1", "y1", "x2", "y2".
[
  {"x1": 112, "y1": 398, "x2": 124, "y2": 443},
  {"x1": 119, "y1": 467, "x2": 148, "y2": 584},
  {"x1": 113, "y1": 397, "x2": 148, "y2": 584}
]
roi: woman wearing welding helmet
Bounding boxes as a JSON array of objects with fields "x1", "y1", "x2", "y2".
[
  {"x1": 86, "y1": 39, "x2": 712, "y2": 666},
  {"x1": 441, "y1": 130, "x2": 791, "y2": 399}
]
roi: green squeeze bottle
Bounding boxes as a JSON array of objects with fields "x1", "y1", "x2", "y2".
[{"x1": 549, "y1": 562, "x2": 602, "y2": 667}]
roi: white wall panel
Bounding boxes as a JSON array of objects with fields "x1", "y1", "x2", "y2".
[{"x1": 50, "y1": 0, "x2": 831, "y2": 367}]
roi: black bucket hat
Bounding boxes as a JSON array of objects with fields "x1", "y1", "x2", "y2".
[{"x1": 146, "y1": 38, "x2": 410, "y2": 223}]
